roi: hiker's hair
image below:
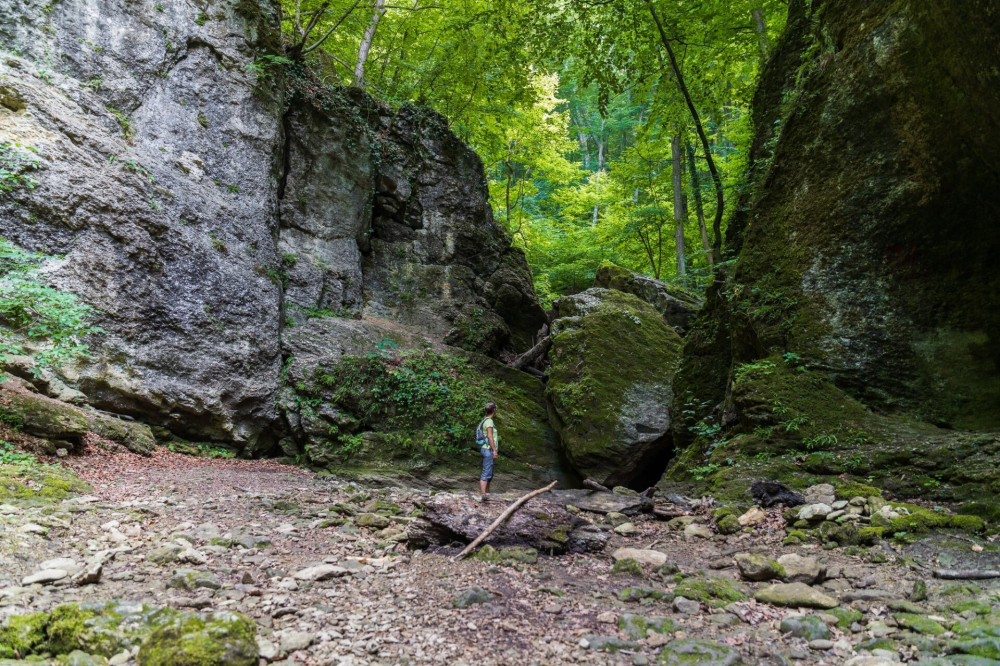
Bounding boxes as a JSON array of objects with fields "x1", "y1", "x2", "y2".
[{"x1": 485, "y1": 402, "x2": 497, "y2": 415}]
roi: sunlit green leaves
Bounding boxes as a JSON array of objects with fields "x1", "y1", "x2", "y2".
[{"x1": 0, "y1": 239, "x2": 103, "y2": 373}]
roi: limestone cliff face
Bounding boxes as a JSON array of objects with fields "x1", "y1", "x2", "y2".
[
  {"x1": 0, "y1": 0, "x2": 544, "y2": 454},
  {"x1": 668, "y1": 0, "x2": 1000, "y2": 500}
]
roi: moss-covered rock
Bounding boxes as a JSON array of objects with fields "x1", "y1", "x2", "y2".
[
  {"x1": 666, "y1": 0, "x2": 1000, "y2": 502},
  {"x1": 87, "y1": 414, "x2": 156, "y2": 456},
  {"x1": 0, "y1": 602, "x2": 256, "y2": 665},
  {"x1": 546, "y1": 288, "x2": 683, "y2": 488},
  {"x1": 674, "y1": 577, "x2": 746, "y2": 608},
  {"x1": 1, "y1": 390, "x2": 89, "y2": 443},
  {"x1": 136, "y1": 610, "x2": 256, "y2": 665},
  {"x1": 0, "y1": 459, "x2": 89, "y2": 505},
  {"x1": 593, "y1": 264, "x2": 701, "y2": 334},
  {"x1": 618, "y1": 614, "x2": 678, "y2": 640}
]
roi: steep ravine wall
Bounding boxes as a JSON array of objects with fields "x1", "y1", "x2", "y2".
[
  {"x1": 0, "y1": 0, "x2": 545, "y2": 459},
  {"x1": 665, "y1": 0, "x2": 1000, "y2": 501}
]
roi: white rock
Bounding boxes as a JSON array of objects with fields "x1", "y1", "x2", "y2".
[
  {"x1": 0, "y1": 504, "x2": 19, "y2": 515},
  {"x1": 276, "y1": 577, "x2": 299, "y2": 590},
  {"x1": 18, "y1": 523, "x2": 47, "y2": 534},
  {"x1": 777, "y1": 553, "x2": 825, "y2": 584},
  {"x1": 738, "y1": 507, "x2": 766, "y2": 526},
  {"x1": 109, "y1": 651, "x2": 131, "y2": 666},
  {"x1": 72, "y1": 561, "x2": 103, "y2": 586},
  {"x1": 611, "y1": 548, "x2": 667, "y2": 567},
  {"x1": 177, "y1": 548, "x2": 208, "y2": 565},
  {"x1": 276, "y1": 523, "x2": 298, "y2": 534},
  {"x1": 614, "y1": 522, "x2": 637, "y2": 535},
  {"x1": 39, "y1": 558, "x2": 78, "y2": 572},
  {"x1": 683, "y1": 523, "x2": 713, "y2": 539},
  {"x1": 293, "y1": 564, "x2": 347, "y2": 581},
  {"x1": 22, "y1": 569, "x2": 68, "y2": 585},
  {"x1": 257, "y1": 637, "x2": 279, "y2": 660},
  {"x1": 798, "y1": 503, "x2": 833, "y2": 521},
  {"x1": 279, "y1": 630, "x2": 315, "y2": 653}
]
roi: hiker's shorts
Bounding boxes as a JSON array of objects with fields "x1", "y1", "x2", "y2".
[{"x1": 480, "y1": 447, "x2": 494, "y2": 481}]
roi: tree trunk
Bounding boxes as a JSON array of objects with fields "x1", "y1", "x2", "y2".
[
  {"x1": 591, "y1": 116, "x2": 605, "y2": 226},
  {"x1": 751, "y1": 7, "x2": 768, "y2": 60},
  {"x1": 353, "y1": 0, "x2": 386, "y2": 87},
  {"x1": 671, "y1": 134, "x2": 686, "y2": 277},
  {"x1": 687, "y1": 142, "x2": 713, "y2": 268},
  {"x1": 646, "y1": 2, "x2": 725, "y2": 275}
]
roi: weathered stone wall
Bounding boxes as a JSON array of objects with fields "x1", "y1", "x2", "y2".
[{"x1": 0, "y1": 0, "x2": 545, "y2": 456}]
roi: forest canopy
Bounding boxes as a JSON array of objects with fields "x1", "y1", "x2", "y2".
[{"x1": 277, "y1": 0, "x2": 788, "y2": 303}]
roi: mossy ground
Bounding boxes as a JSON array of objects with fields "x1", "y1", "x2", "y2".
[
  {"x1": 663, "y1": 356, "x2": 1000, "y2": 510},
  {"x1": 0, "y1": 456, "x2": 89, "y2": 505}
]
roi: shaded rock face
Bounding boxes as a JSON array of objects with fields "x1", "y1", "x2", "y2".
[
  {"x1": 667, "y1": 0, "x2": 1000, "y2": 498},
  {"x1": 593, "y1": 264, "x2": 701, "y2": 334},
  {"x1": 546, "y1": 289, "x2": 682, "y2": 489},
  {"x1": 677, "y1": 0, "x2": 1000, "y2": 432},
  {"x1": 360, "y1": 106, "x2": 546, "y2": 355},
  {"x1": 0, "y1": 0, "x2": 544, "y2": 453}
]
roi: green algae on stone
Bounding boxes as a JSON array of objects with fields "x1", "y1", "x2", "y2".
[
  {"x1": 657, "y1": 638, "x2": 744, "y2": 665},
  {"x1": 0, "y1": 610, "x2": 48, "y2": 658},
  {"x1": 166, "y1": 570, "x2": 221, "y2": 592},
  {"x1": 0, "y1": 602, "x2": 257, "y2": 664},
  {"x1": 779, "y1": 614, "x2": 830, "y2": 641},
  {"x1": 674, "y1": 577, "x2": 746, "y2": 608},
  {"x1": 611, "y1": 558, "x2": 644, "y2": 576},
  {"x1": 618, "y1": 614, "x2": 678, "y2": 640},
  {"x1": 895, "y1": 613, "x2": 946, "y2": 635},
  {"x1": 827, "y1": 606, "x2": 863, "y2": 629},
  {"x1": 136, "y1": 610, "x2": 256, "y2": 666},
  {"x1": 950, "y1": 600, "x2": 994, "y2": 616},
  {"x1": 0, "y1": 461, "x2": 90, "y2": 505},
  {"x1": 618, "y1": 586, "x2": 668, "y2": 603}
]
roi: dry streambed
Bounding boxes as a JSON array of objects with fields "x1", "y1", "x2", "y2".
[{"x1": 1, "y1": 451, "x2": 999, "y2": 665}]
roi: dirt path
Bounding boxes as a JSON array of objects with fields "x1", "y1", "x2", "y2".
[{"x1": 2, "y1": 449, "x2": 999, "y2": 666}]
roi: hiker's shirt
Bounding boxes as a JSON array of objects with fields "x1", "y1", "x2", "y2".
[{"x1": 481, "y1": 417, "x2": 498, "y2": 451}]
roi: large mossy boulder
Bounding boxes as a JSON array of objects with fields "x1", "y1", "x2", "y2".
[
  {"x1": 668, "y1": 0, "x2": 1000, "y2": 500},
  {"x1": 546, "y1": 288, "x2": 682, "y2": 488},
  {"x1": 593, "y1": 264, "x2": 701, "y2": 334}
]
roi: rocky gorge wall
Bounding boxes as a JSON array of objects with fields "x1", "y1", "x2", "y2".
[
  {"x1": 665, "y1": 0, "x2": 1000, "y2": 503},
  {"x1": 0, "y1": 0, "x2": 545, "y2": 471}
]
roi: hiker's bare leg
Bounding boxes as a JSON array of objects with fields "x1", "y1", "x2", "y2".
[{"x1": 480, "y1": 480, "x2": 488, "y2": 495}]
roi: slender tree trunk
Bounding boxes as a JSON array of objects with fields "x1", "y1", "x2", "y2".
[
  {"x1": 686, "y1": 142, "x2": 713, "y2": 268},
  {"x1": 751, "y1": 7, "x2": 768, "y2": 60},
  {"x1": 353, "y1": 0, "x2": 386, "y2": 87},
  {"x1": 592, "y1": 116, "x2": 605, "y2": 226},
  {"x1": 646, "y1": 2, "x2": 725, "y2": 274},
  {"x1": 671, "y1": 134, "x2": 686, "y2": 278}
]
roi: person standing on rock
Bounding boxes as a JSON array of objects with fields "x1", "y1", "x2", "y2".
[{"x1": 477, "y1": 402, "x2": 499, "y2": 500}]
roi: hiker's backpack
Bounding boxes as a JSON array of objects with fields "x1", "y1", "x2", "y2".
[{"x1": 474, "y1": 418, "x2": 489, "y2": 448}]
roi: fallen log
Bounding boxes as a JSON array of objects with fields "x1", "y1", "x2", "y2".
[
  {"x1": 582, "y1": 479, "x2": 611, "y2": 493},
  {"x1": 452, "y1": 481, "x2": 558, "y2": 561},
  {"x1": 510, "y1": 336, "x2": 551, "y2": 370},
  {"x1": 652, "y1": 508, "x2": 690, "y2": 520},
  {"x1": 933, "y1": 569, "x2": 1000, "y2": 580}
]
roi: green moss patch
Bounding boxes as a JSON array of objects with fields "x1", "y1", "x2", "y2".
[
  {"x1": 0, "y1": 602, "x2": 256, "y2": 664},
  {"x1": 0, "y1": 459, "x2": 89, "y2": 505},
  {"x1": 674, "y1": 577, "x2": 746, "y2": 608}
]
